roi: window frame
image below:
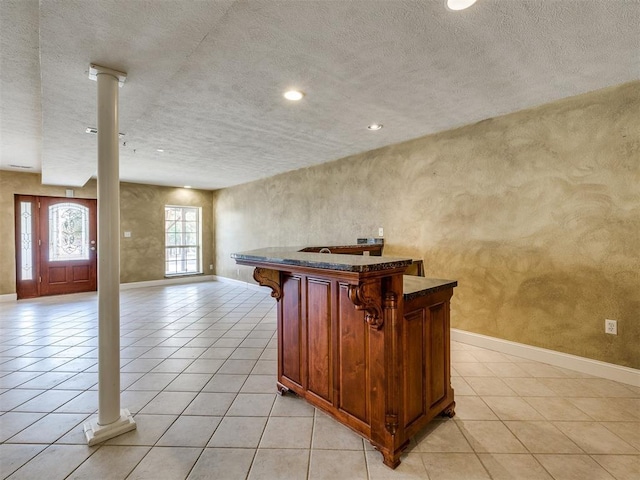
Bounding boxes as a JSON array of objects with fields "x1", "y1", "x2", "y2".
[{"x1": 164, "y1": 205, "x2": 203, "y2": 276}]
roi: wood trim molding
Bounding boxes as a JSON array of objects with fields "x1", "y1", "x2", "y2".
[{"x1": 383, "y1": 291, "x2": 399, "y2": 436}]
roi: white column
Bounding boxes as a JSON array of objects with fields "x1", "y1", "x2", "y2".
[{"x1": 84, "y1": 64, "x2": 136, "y2": 446}]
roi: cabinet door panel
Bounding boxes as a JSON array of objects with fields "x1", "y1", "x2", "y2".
[
  {"x1": 281, "y1": 274, "x2": 303, "y2": 386},
  {"x1": 428, "y1": 303, "x2": 446, "y2": 408},
  {"x1": 403, "y1": 309, "x2": 426, "y2": 426},
  {"x1": 337, "y1": 283, "x2": 369, "y2": 423},
  {"x1": 307, "y1": 278, "x2": 332, "y2": 401}
]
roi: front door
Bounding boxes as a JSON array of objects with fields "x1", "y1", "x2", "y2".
[{"x1": 15, "y1": 195, "x2": 97, "y2": 299}]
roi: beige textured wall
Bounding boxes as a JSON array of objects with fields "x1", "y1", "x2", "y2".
[
  {"x1": 214, "y1": 82, "x2": 640, "y2": 368},
  {"x1": 0, "y1": 172, "x2": 214, "y2": 292},
  {"x1": 120, "y1": 182, "x2": 214, "y2": 283}
]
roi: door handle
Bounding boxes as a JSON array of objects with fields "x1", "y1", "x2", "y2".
[{"x1": 90, "y1": 246, "x2": 96, "y2": 251}]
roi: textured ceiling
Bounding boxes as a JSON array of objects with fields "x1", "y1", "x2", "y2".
[{"x1": 1, "y1": 0, "x2": 639, "y2": 189}]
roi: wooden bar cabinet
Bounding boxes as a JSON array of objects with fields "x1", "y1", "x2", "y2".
[{"x1": 232, "y1": 247, "x2": 456, "y2": 468}]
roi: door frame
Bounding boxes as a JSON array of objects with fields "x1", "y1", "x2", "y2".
[{"x1": 14, "y1": 194, "x2": 98, "y2": 299}]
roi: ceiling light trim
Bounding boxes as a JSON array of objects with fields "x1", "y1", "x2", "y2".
[{"x1": 445, "y1": 0, "x2": 477, "y2": 11}]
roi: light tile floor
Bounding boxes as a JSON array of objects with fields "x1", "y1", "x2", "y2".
[{"x1": 1, "y1": 282, "x2": 638, "y2": 479}]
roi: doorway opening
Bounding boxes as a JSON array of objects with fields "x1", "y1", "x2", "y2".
[{"x1": 15, "y1": 195, "x2": 97, "y2": 299}]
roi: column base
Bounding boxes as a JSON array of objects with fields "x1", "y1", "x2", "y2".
[{"x1": 84, "y1": 409, "x2": 136, "y2": 446}]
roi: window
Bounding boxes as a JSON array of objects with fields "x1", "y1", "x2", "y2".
[{"x1": 165, "y1": 205, "x2": 202, "y2": 275}]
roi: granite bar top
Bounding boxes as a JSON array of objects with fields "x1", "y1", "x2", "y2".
[
  {"x1": 231, "y1": 247, "x2": 412, "y2": 273},
  {"x1": 403, "y1": 276, "x2": 458, "y2": 301},
  {"x1": 299, "y1": 244, "x2": 381, "y2": 252}
]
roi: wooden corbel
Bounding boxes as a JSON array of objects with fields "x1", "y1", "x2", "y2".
[
  {"x1": 253, "y1": 267, "x2": 282, "y2": 300},
  {"x1": 347, "y1": 280, "x2": 383, "y2": 329}
]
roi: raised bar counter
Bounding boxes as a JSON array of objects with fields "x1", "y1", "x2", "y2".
[
  {"x1": 231, "y1": 246, "x2": 407, "y2": 272},
  {"x1": 232, "y1": 247, "x2": 457, "y2": 468},
  {"x1": 403, "y1": 276, "x2": 458, "y2": 300}
]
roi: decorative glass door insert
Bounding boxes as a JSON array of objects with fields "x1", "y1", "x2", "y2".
[
  {"x1": 48, "y1": 203, "x2": 90, "y2": 262},
  {"x1": 19, "y1": 201, "x2": 34, "y2": 281}
]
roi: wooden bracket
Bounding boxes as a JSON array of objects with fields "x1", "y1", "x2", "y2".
[
  {"x1": 348, "y1": 281, "x2": 383, "y2": 329},
  {"x1": 253, "y1": 267, "x2": 282, "y2": 300}
]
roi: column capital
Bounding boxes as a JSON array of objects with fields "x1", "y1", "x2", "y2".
[{"x1": 89, "y1": 64, "x2": 127, "y2": 87}]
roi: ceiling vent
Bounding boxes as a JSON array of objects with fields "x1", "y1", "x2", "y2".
[{"x1": 86, "y1": 127, "x2": 125, "y2": 138}]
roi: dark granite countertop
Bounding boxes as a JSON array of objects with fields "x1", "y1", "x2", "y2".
[
  {"x1": 299, "y1": 244, "x2": 381, "y2": 252},
  {"x1": 403, "y1": 276, "x2": 458, "y2": 301},
  {"x1": 231, "y1": 247, "x2": 412, "y2": 273}
]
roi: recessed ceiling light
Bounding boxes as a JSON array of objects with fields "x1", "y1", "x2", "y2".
[
  {"x1": 284, "y1": 90, "x2": 304, "y2": 101},
  {"x1": 446, "y1": 0, "x2": 477, "y2": 11},
  {"x1": 184, "y1": 185, "x2": 192, "y2": 189},
  {"x1": 367, "y1": 124, "x2": 383, "y2": 131},
  {"x1": 156, "y1": 149, "x2": 164, "y2": 152}
]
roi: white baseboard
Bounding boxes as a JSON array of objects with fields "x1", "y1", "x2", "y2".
[
  {"x1": 120, "y1": 275, "x2": 215, "y2": 290},
  {"x1": 451, "y1": 328, "x2": 639, "y2": 387},
  {"x1": 212, "y1": 275, "x2": 265, "y2": 293},
  {"x1": 0, "y1": 293, "x2": 17, "y2": 303},
  {"x1": 0, "y1": 275, "x2": 257, "y2": 302}
]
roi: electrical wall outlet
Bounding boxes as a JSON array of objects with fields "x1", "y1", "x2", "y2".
[
  {"x1": 378, "y1": 227, "x2": 384, "y2": 237},
  {"x1": 209, "y1": 264, "x2": 214, "y2": 270},
  {"x1": 605, "y1": 319, "x2": 617, "y2": 335}
]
